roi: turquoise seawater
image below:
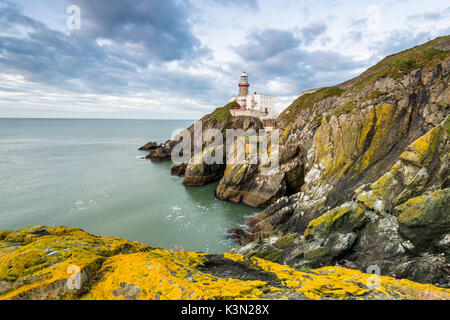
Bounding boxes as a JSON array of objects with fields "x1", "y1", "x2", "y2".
[{"x1": 0, "y1": 118, "x2": 258, "y2": 253}]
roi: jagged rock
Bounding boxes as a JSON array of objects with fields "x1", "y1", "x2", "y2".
[
  {"x1": 171, "y1": 163, "x2": 187, "y2": 176},
  {"x1": 2, "y1": 226, "x2": 448, "y2": 300},
  {"x1": 215, "y1": 143, "x2": 305, "y2": 208},
  {"x1": 227, "y1": 229, "x2": 253, "y2": 246},
  {"x1": 227, "y1": 37, "x2": 450, "y2": 287},
  {"x1": 146, "y1": 146, "x2": 172, "y2": 162},
  {"x1": 139, "y1": 141, "x2": 159, "y2": 151},
  {"x1": 395, "y1": 188, "x2": 450, "y2": 250},
  {"x1": 183, "y1": 145, "x2": 226, "y2": 186}
]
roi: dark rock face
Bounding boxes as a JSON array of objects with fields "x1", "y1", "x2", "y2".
[
  {"x1": 227, "y1": 229, "x2": 253, "y2": 246},
  {"x1": 171, "y1": 163, "x2": 187, "y2": 176},
  {"x1": 230, "y1": 37, "x2": 450, "y2": 287},
  {"x1": 146, "y1": 147, "x2": 172, "y2": 162},
  {"x1": 139, "y1": 141, "x2": 159, "y2": 151},
  {"x1": 182, "y1": 116, "x2": 264, "y2": 187},
  {"x1": 215, "y1": 142, "x2": 305, "y2": 208},
  {"x1": 145, "y1": 140, "x2": 178, "y2": 162},
  {"x1": 183, "y1": 145, "x2": 226, "y2": 186}
]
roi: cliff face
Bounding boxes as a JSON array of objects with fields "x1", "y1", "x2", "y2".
[
  {"x1": 1, "y1": 226, "x2": 449, "y2": 300},
  {"x1": 231, "y1": 36, "x2": 450, "y2": 286}
]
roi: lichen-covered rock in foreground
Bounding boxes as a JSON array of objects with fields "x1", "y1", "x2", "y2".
[{"x1": 0, "y1": 226, "x2": 449, "y2": 300}]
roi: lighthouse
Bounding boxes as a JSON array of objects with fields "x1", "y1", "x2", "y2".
[
  {"x1": 238, "y1": 72, "x2": 250, "y2": 97},
  {"x1": 229, "y1": 71, "x2": 277, "y2": 128}
]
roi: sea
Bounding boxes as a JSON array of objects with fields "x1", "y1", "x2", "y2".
[{"x1": 0, "y1": 118, "x2": 259, "y2": 253}]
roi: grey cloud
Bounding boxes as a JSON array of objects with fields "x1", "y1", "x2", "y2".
[
  {"x1": 234, "y1": 23, "x2": 327, "y2": 62},
  {"x1": 300, "y1": 22, "x2": 327, "y2": 45},
  {"x1": 212, "y1": 0, "x2": 259, "y2": 10},
  {"x1": 234, "y1": 29, "x2": 301, "y2": 61},
  {"x1": 71, "y1": 0, "x2": 208, "y2": 61},
  {"x1": 409, "y1": 8, "x2": 450, "y2": 21},
  {"x1": 0, "y1": 1, "x2": 217, "y2": 103}
]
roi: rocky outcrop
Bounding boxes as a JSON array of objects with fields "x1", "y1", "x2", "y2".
[
  {"x1": 182, "y1": 114, "x2": 264, "y2": 186},
  {"x1": 183, "y1": 145, "x2": 226, "y2": 186},
  {"x1": 139, "y1": 141, "x2": 159, "y2": 151},
  {"x1": 230, "y1": 37, "x2": 450, "y2": 287},
  {"x1": 1, "y1": 226, "x2": 449, "y2": 300},
  {"x1": 171, "y1": 163, "x2": 187, "y2": 176},
  {"x1": 215, "y1": 141, "x2": 305, "y2": 207},
  {"x1": 145, "y1": 140, "x2": 178, "y2": 162}
]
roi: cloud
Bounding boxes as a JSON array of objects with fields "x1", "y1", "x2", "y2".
[
  {"x1": 70, "y1": 0, "x2": 210, "y2": 61},
  {"x1": 408, "y1": 7, "x2": 450, "y2": 21},
  {"x1": 233, "y1": 22, "x2": 327, "y2": 62},
  {"x1": 234, "y1": 29, "x2": 301, "y2": 61},
  {"x1": 212, "y1": 0, "x2": 259, "y2": 10}
]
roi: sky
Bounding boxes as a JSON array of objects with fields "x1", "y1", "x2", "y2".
[{"x1": 0, "y1": 0, "x2": 449, "y2": 119}]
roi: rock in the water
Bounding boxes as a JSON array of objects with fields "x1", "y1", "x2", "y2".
[
  {"x1": 183, "y1": 145, "x2": 226, "y2": 186},
  {"x1": 146, "y1": 147, "x2": 172, "y2": 162},
  {"x1": 171, "y1": 163, "x2": 187, "y2": 176},
  {"x1": 227, "y1": 228, "x2": 253, "y2": 246},
  {"x1": 139, "y1": 141, "x2": 159, "y2": 151}
]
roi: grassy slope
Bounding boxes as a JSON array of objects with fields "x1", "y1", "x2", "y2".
[{"x1": 278, "y1": 35, "x2": 450, "y2": 128}]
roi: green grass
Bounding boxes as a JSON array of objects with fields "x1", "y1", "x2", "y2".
[
  {"x1": 354, "y1": 36, "x2": 450, "y2": 91},
  {"x1": 334, "y1": 101, "x2": 357, "y2": 118},
  {"x1": 210, "y1": 101, "x2": 240, "y2": 121},
  {"x1": 279, "y1": 86, "x2": 344, "y2": 126},
  {"x1": 279, "y1": 36, "x2": 449, "y2": 128}
]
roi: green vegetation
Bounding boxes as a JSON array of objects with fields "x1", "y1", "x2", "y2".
[
  {"x1": 364, "y1": 90, "x2": 386, "y2": 101},
  {"x1": 354, "y1": 36, "x2": 450, "y2": 90},
  {"x1": 211, "y1": 101, "x2": 240, "y2": 121},
  {"x1": 279, "y1": 86, "x2": 344, "y2": 126},
  {"x1": 278, "y1": 36, "x2": 449, "y2": 130},
  {"x1": 445, "y1": 116, "x2": 450, "y2": 135},
  {"x1": 334, "y1": 101, "x2": 357, "y2": 118}
]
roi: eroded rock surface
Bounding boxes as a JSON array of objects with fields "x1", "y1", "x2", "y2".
[
  {"x1": 230, "y1": 37, "x2": 450, "y2": 287},
  {"x1": 0, "y1": 226, "x2": 448, "y2": 300}
]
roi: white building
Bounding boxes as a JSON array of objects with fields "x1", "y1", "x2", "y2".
[{"x1": 229, "y1": 72, "x2": 277, "y2": 121}]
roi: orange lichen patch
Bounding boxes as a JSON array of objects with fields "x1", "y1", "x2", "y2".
[{"x1": 85, "y1": 250, "x2": 266, "y2": 300}]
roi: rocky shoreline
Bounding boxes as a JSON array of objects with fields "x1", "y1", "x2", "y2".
[
  {"x1": 139, "y1": 37, "x2": 450, "y2": 288},
  {"x1": 1, "y1": 226, "x2": 449, "y2": 300}
]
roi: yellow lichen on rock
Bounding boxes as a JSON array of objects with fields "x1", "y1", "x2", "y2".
[
  {"x1": 0, "y1": 226, "x2": 149, "y2": 300},
  {"x1": 85, "y1": 250, "x2": 266, "y2": 300},
  {"x1": 304, "y1": 203, "x2": 366, "y2": 239},
  {"x1": 0, "y1": 226, "x2": 449, "y2": 300},
  {"x1": 360, "y1": 104, "x2": 396, "y2": 170},
  {"x1": 224, "y1": 253, "x2": 450, "y2": 300},
  {"x1": 400, "y1": 126, "x2": 440, "y2": 166}
]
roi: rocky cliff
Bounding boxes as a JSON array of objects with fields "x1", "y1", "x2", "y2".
[
  {"x1": 230, "y1": 36, "x2": 450, "y2": 287},
  {"x1": 1, "y1": 226, "x2": 448, "y2": 300}
]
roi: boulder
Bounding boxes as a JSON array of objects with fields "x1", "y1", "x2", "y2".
[
  {"x1": 139, "y1": 141, "x2": 159, "y2": 151},
  {"x1": 394, "y1": 188, "x2": 450, "y2": 250},
  {"x1": 183, "y1": 145, "x2": 226, "y2": 186},
  {"x1": 171, "y1": 163, "x2": 187, "y2": 177}
]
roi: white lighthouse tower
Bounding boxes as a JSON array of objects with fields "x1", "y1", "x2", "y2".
[{"x1": 230, "y1": 72, "x2": 276, "y2": 117}]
